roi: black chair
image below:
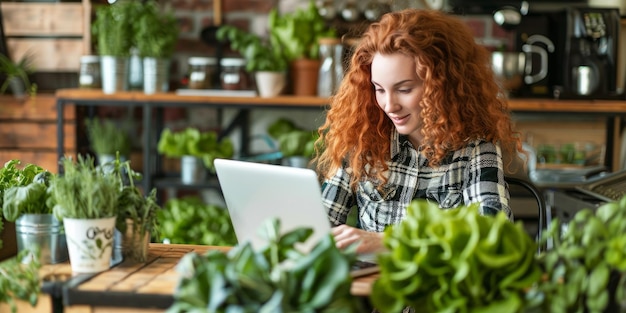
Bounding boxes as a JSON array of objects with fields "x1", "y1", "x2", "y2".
[{"x1": 505, "y1": 175, "x2": 548, "y2": 253}]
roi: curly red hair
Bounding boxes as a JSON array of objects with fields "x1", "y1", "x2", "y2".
[{"x1": 315, "y1": 9, "x2": 521, "y2": 190}]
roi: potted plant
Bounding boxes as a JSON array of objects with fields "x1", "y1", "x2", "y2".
[
  {"x1": 217, "y1": 25, "x2": 288, "y2": 97},
  {"x1": 111, "y1": 157, "x2": 160, "y2": 263},
  {"x1": 0, "y1": 160, "x2": 67, "y2": 264},
  {"x1": 0, "y1": 53, "x2": 37, "y2": 99},
  {"x1": 134, "y1": 0, "x2": 179, "y2": 94},
  {"x1": 267, "y1": 117, "x2": 319, "y2": 168},
  {"x1": 157, "y1": 196, "x2": 236, "y2": 246},
  {"x1": 84, "y1": 117, "x2": 133, "y2": 167},
  {"x1": 168, "y1": 218, "x2": 365, "y2": 312},
  {"x1": 48, "y1": 155, "x2": 120, "y2": 273},
  {"x1": 91, "y1": 1, "x2": 137, "y2": 93},
  {"x1": 268, "y1": 0, "x2": 336, "y2": 95},
  {"x1": 157, "y1": 127, "x2": 234, "y2": 184},
  {"x1": 2, "y1": 170, "x2": 68, "y2": 265}
]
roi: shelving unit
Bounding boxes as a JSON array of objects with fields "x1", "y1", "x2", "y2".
[{"x1": 55, "y1": 88, "x2": 626, "y2": 201}]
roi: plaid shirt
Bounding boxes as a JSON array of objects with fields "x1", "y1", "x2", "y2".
[{"x1": 322, "y1": 130, "x2": 512, "y2": 232}]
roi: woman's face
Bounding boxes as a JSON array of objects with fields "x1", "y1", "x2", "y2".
[{"x1": 371, "y1": 52, "x2": 425, "y2": 145}]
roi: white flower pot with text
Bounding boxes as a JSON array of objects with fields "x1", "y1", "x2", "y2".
[{"x1": 64, "y1": 216, "x2": 116, "y2": 273}]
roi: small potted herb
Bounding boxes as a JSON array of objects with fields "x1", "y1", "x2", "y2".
[
  {"x1": 217, "y1": 25, "x2": 288, "y2": 97},
  {"x1": 0, "y1": 53, "x2": 37, "y2": 99},
  {"x1": 48, "y1": 155, "x2": 120, "y2": 273},
  {"x1": 157, "y1": 127, "x2": 234, "y2": 184},
  {"x1": 134, "y1": 0, "x2": 179, "y2": 94},
  {"x1": 267, "y1": 117, "x2": 319, "y2": 168},
  {"x1": 110, "y1": 157, "x2": 160, "y2": 263},
  {"x1": 85, "y1": 117, "x2": 133, "y2": 166}
]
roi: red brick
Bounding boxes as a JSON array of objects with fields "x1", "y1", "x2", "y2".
[{"x1": 463, "y1": 18, "x2": 486, "y2": 38}]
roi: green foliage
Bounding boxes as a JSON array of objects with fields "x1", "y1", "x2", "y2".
[
  {"x1": 49, "y1": 155, "x2": 120, "y2": 220},
  {"x1": 157, "y1": 127, "x2": 234, "y2": 171},
  {"x1": 3, "y1": 172, "x2": 54, "y2": 222},
  {"x1": 157, "y1": 196, "x2": 236, "y2": 246},
  {"x1": 0, "y1": 53, "x2": 37, "y2": 97},
  {"x1": 0, "y1": 160, "x2": 46, "y2": 211},
  {"x1": 0, "y1": 250, "x2": 41, "y2": 313},
  {"x1": 268, "y1": 0, "x2": 336, "y2": 61},
  {"x1": 85, "y1": 117, "x2": 132, "y2": 157},
  {"x1": 268, "y1": 118, "x2": 319, "y2": 158},
  {"x1": 134, "y1": 0, "x2": 179, "y2": 58},
  {"x1": 216, "y1": 25, "x2": 288, "y2": 72},
  {"x1": 526, "y1": 195, "x2": 626, "y2": 313},
  {"x1": 91, "y1": 2, "x2": 137, "y2": 57},
  {"x1": 371, "y1": 200, "x2": 541, "y2": 313},
  {"x1": 167, "y1": 218, "x2": 363, "y2": 312}
]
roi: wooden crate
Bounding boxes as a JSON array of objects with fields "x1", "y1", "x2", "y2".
[{"x1": 0, "y1": 1, "x2": 91, "y2": 72}]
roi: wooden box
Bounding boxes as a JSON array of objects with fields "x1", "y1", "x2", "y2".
[{"x1": 0, "y1": 1, "x2": 91, "y2": 72}]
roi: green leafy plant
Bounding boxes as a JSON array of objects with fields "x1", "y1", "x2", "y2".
[
  {"x1": 2, "y1": 171, "x2": 54, "y2": 223},
  {"x1": 268, "y1": 0, "x2": 336, "y2": 61},
  {"x1": 268, "y1": 117, "x2": 319, "y2": 158},
  {"x1": 168, "y1": 218, "x2": 364, "y2": 312},
  {"x1": 0, "y1": 53, "x2": 37, "y2": 97},
  {"x1": 371, "y1": 200, "x2": 541, "y2": 313},
  {"x1": 0, "y1": 250, "x2": 41, "y2": 313},
  {"x1": 525, "y1": 195, "x2": 626, "y2": 313},
  {"x1": 157, "y1": 196, "x2": 236, "y2": 246},
  {"x1": 157, "y1": 127, "x2": 234, "y2": 171},
  {"x1": 134, "y1": 0, "x2": 179, "y2": 58},
  {"x1": 91, "y1": 2, "x2": 137, "y2": 57},
  {"x1": 85, "y1": 117, "x2": 132, "y2": 157},
  {"x1": 48, "y1": 155, "x2": 120, "y2": 221},
  {"x1": 217, "y1": 25, "x2": 288, "y2": 72}
]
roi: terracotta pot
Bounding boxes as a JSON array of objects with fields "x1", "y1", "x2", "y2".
[{"x1": 289, "y1": 58, "x2": 321, "y2": 96}]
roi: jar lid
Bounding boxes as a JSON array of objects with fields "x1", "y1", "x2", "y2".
[
  {"x1": 188, "y1": 57, "x2": 217, "y2": 66},
  {"x1": 80, "y1": 55, "x2": 100, "y2": 63},
  {"x1": 221, "y1": 58, "x2": 246, "y2": 67}
]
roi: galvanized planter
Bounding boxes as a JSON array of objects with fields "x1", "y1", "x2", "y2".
[{"x1": 15, "y1": 213, "x2": 68, "y2": 264}]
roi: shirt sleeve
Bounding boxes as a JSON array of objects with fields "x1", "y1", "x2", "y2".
[
  {"x1": 463, "y1": 141, "x2": 513, "y2": 220},
  {"x1": 321, "y1": 167, "x2": 356, "y2": 226}
]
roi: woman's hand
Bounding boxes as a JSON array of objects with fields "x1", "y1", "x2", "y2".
[{"x1": 331, "y1": 224, "x2": 385, "y2": 254}]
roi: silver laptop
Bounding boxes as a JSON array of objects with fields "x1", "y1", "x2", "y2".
[{"x1": 213, "y1": 158, "x2": 379, "y2": 277}]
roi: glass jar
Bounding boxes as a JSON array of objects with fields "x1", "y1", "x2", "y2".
[
  {"x1": 220, "y1": 58, "x2": 249, "y2": 90},
  {"x1": 188, "y1": 57, "x2": 217, "y2": 89},
  {"x1": 79, "y1": 55, "x2": 101, "y2": 89}
]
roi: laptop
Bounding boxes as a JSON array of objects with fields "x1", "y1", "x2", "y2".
[{"x1": 213, "y1": 158, "x2": 379, "y2": 277}]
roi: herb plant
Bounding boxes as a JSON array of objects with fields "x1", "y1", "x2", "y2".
[
  {"x1": 85, "y1": 117, "x2": 132, "y2": 157},
  {"x1": 0, "y1": 250, "x2": 41, "y2": 313},
  {"x1": 268, "y1": 117, "x2": 319, "y2": 158},
  {"x1": 91, "y1": 2, "x2": 137, "y2": 57},
  {"x1": 134, "y1": 0, "x2": 179, "y2": 58},
  {"x1": 371, "y1": 200, "x2": 541, "y2": 313},
  {"x1": 217, "y1": 25, "x2": 288, "y2": 72},
  {"x1": 3, "y1": 171, "x2": 54, "y2": 222},
  {"x1": 168, "y1": 218, "x2": 363, "y2": 312},
  {"x1": 268, "y1": 0, "x2": 336, "y2": 61},
  {"x1": 157, "y1": 127, "x2": 234, "y2": 171},
  {"x1": 0, "y1": 53, "x2": 37, "y2": 97},
  {"x1": 157, "y1": 196, "x2": 236, "y2": 246},
  {"x1": 525, "y1": 195, "x2": 626, "y2": 313},
  {"x1": 49, "y1": 155, "x2": 120, "y2": 221}
]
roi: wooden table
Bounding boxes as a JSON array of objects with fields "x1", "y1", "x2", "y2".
[{"x1": 7, "y1": 243, "x2": 378, "y2": 313}]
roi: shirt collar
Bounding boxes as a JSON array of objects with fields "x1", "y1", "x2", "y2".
[{"x1": 390, "y1": 129, "x2": 414, "y2": 158}]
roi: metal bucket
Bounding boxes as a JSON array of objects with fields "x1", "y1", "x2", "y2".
[{"x1": 16, "y1": 214, "x2": 68, "y2": 264}]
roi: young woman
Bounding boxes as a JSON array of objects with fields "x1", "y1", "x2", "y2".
[{"x1": 314, "y1": 9, "x2": 522, "y2": 254}]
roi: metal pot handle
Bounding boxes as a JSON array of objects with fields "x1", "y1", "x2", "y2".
[
  {"x1": 522, "y1": 35, "x2": 555, "y2": 85},
  {"x1": 522, "y1": 44, "x2": 548, "y2": 84}
]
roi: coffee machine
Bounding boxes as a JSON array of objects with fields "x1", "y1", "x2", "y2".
[{"x1": 515, "y1": 7, "x2": 622, "y2": 99}]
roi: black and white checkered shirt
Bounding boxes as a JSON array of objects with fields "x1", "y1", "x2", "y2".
[{"x1": 322, "y1": 130, "x2": 512, "y2": 232}]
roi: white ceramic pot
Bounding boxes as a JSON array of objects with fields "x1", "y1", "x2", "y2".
[
  {"x1": 64, "y1": 216, "x2": 116, "y2": 273},
  {"x1": 255, "y1": 71, "x2": 287, "y2": 98},
  {"x1": 181, "y1": 155, "x2": 206, "y2": 184}
]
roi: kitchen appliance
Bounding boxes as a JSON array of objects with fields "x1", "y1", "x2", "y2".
[{"x1": 515, "y1": 7, "x2": 623, "y2": 99}]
